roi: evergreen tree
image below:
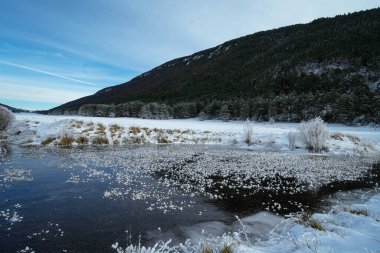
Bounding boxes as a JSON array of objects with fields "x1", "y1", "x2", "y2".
[{"x1": 219, "y1": 105, "x2": 231, "y2": 121}]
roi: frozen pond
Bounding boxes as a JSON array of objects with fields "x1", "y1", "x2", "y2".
[{"x1": 0, "y1": 145, "x2": 378, "y2": 253}]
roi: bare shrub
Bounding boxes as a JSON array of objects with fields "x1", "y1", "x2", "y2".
[
  {"x1": 243, "y1": 119, "x2": 253, "y2": 145},
  {"x1": 129, "y1": 126, "x2": 141, "y2": 135},
  {"x1": 287, "y1": 131, "x2": 297, "y2": 150},
  {"x1": 92, "y1": 136, "x2": 109, "y2": 145},
  {"x1": 58, "y1": 134, "x2": 74, "y2": 146},
  {"x1": 219, "y1": 244, "x2": 233, "y2": 253},
  {"x1": 41, "y1": 136, "x2": 56, "y2": 145},
  {"x1": 0, "y1": 106, "x2": 15, "y2": 131},
  {"x1": 298, "y1": 117, "x2": 328, "y2": 152},
  {"x1": 198, "y1": 111, "x2": 208, "y2": 121},
  {"x1": 76, "y1": 136, "x2": 89, "y2": 145}
]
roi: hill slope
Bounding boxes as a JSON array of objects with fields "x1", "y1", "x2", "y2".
[
  {"x1": 52, "y1": 8, "x2": 380, "y2": 123},
  {"x1": 0, "y1": 103, "x2": 27, "y2": 113}
]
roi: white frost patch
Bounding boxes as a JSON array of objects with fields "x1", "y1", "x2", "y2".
[
  {"x1": 27, "y1": 221, "x2": 64, "y2": 240},
  {"x1": 0, "y1": 168, "x2": 33, "y2": 182},
  {"x1": 49, "y1": 145, "x2": 377, "y2": 214}
]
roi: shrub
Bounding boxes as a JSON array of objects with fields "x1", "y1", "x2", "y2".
[
  {"x1": 219, "y1": 244, "x2": 233, "y2": 253},
  {"x1": 287, "y1": 131, "x2": 297, "y2": 150},
  {"x1": 0, "y1": 106, "x2": 15, "y2": 131},
  {"x1": 96, "y1": 124, "x2": 106, "y2": 135},
  {"x1": 129, "y1": 126, "x2": 141, "y2": 135},
  {"x1": 58, "y1": 134, "x2": 75, "y2": 146},
  {"x1": 41, "y1": 136, "x2": 56, "y2": 145},
  {"x1": 76, "y1": 136, "x2": 89, "y2": 145},
  {"x1": 298, "y1": 117, "x2": 328, "y2": 152},
  {"x1": 243, "y1": 119, "x2": 253, "y2": 145},
  {"x1": 92, "y1": 136, "x2": 109, "y2": 145},
  {"x1": 199, "y1": 111, "x2": 208, "y2": 121},
  {"x1": 201, "y1": 245, "x2": 214, "y2": 253}
]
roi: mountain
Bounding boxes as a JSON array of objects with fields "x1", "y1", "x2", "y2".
[
  {"x1": 51, "y1": 8, "x2": 380, "y2": 123},
  {"x1": 0, "y1": 103, "x2": 28, "y2": 113}
]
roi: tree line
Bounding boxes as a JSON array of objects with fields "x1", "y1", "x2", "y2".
[{"x1": 50, "y1": 91, "x2": 380, "y2": 124}]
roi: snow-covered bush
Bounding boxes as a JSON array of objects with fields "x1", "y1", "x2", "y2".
[
  {"x1": 199, "y1": 111, "x2": 207, "y2": 121},
  {"x1": 78, "y1": 104, "x2": 97, "y2": 116},
  {"x1": 219, "y1": 105, "x2": 231, "y2": 121},
  {"x1": 243, "y1": 119, "x2": 253, "y2": 144},
  {"x1": 139, "y1": 103, "x2": 170, "y2": 119},
  {"x1": 298, "y1": 117, "x2": 328, "y2": 152},
  {"x1": 0, "y1": 106, "x2": 14, "y2": 131},
  {"x1": 287, "y1": 131, "x2": 297, "y2": 151}
]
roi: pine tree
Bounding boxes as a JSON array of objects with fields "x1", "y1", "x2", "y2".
[{"x1": 219, "y1": 105, "x2": 231, "y2": 121}]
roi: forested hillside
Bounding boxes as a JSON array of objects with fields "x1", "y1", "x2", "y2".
[{"x1": 51, "y1": 8, "x2": 380, "y2": 124}]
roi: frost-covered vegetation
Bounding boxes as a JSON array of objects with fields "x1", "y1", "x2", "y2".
[
  {"x1": 0, "y1": 105, "x2": 14, "y2": 132},
  {"x1": 7, "y1": 114, "x2": 380, "y2": 156},
  {"x1": 298, "y1": 117, "x2": 328, "y2": 152}
]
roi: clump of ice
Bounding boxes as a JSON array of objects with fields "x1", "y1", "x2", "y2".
[
  {"x1": 0, "y1": 168, "x2": 33, "y2": 182},
  {"x1": 27, "y1": 221, "x2": 64, "y2": 240},
  {"x1": 48, "y1": 145, "x2": 377, "y2": 215}
]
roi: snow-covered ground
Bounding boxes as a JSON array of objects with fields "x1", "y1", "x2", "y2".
[
  {"x1": 5, "y1": 113, "x2": 380, "y2": 156},
  {"x1": 113, "y1": 188, "x2": 380, "y2": 253}
]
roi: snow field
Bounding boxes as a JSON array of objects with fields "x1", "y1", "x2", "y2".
[{"x1": 6, "y1": 113, "x2": 380, "y2": 156}]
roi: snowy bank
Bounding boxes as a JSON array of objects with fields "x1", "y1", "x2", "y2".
[
  {"x1": 4, "y1": 113, "x2": 380, "y2": 156},
  {"x1": 113, "y1": 188, "x2": 380, "y2": 253}
]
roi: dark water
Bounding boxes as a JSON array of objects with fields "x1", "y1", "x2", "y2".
[
  {"x1": 0, "y1": 146, "x2": 230, "y2": 253},
  {"x1": 0, "y1": 145, "x2": 379, "y2": 253}
]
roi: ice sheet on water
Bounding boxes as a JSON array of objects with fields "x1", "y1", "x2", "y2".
[
  {"x1": 114, "y1": 188, "x2": 380, "y2": 253},
  {"x1": 146, "y1": 211, "x2": 283, "y2": 245}
]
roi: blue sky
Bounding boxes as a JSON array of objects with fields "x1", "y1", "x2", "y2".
[{"x1": 1, "y1": 0, "x2": 379, "y2": 110}]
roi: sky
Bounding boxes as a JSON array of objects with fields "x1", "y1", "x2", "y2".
[{"x1": 1, "y1": 0, "x2": 379, "y2": 110}]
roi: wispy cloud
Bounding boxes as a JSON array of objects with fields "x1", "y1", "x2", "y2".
[{"x1": 0, "y1": 61, "x2": 98, "y2": 87}]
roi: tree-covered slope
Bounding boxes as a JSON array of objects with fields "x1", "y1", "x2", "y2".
[
  {"x1": 51, "y1": 8, "x2": 380, "y2": 123},
  {"x1": 0, "y1": 103, "x2": 27, "y2": 113}
]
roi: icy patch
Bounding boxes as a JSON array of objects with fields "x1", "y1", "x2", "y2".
[
  {"x1": 0, "y1": 168, "x2": 33, "y2": 182},
  {"x1": 17, "y1": 246, "x2": 35, "y2": 253},
  {"x1": 146, "y1": 211, "x2": 283, "y2": 245},
  {"x1": 48, "y1": 146, "x2": 377, "y2": 215},
  {"x1": 0, "y1": 203, "x2": 24, "y2": 230},
  {"x1": 114, "y1": 189, "x2": 380, "y2": 253},
  {"x1": 27, "y1": 222, "x2": 65, "y2": 240}
]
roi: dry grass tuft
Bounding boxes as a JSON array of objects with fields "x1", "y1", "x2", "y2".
[
  {"x1": 92, "y1": 136, "x2": 109, "y2": 145},
  {"x1": 96, "y1": 124, "x2": 106, "y2": 135},
  {"x1": 219, "y1": 244, "x2": 233, "y2": 253},
  {"x1": 76, "y1": 136, "x2": 89, "y2": 145},
  {"x1": 201, "y1": 245, "x2": 213, "y2": 253},
  {"x1": 308, "y1": 219, "x2": 325, "y2": 231},
  {"x1": 41, "y1": 136, "x2": 56, "y2": 145},
  {"x1": 129, "y1": 126, "x2": 141, "y2": 135},
  {"x1": 58, "y1": 135, "x2": 74, "y2": 146},
  {"x1": 71, "y1": 120, "x2": 84, "y2": 128}
]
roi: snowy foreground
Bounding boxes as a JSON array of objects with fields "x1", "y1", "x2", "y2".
[
  {"x1": 2, "y1": 114, "x2": 380, "y2": 253},
  {"x1": 113, "y1": 188, "x2": 380, "y2": 253},
  {"x1": 6, "y1": 113, "x2": 380, "y2": 156}
]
